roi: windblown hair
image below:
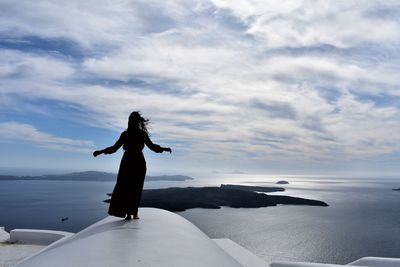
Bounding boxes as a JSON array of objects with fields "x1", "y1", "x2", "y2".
[{"x1": 127, "y1": 111, "x2": 149, "y2": 134}]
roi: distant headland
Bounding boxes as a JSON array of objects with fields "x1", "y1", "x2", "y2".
[
  {"x1": 104, "y1": 184, "x2": 328, "y2": 211},
  {"x1": 0, "y1": 171, "x2": 194, "y2": 182}
]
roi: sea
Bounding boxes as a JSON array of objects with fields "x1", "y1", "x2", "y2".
[{"x1": 0, "y1": 173, "x2": 399, "y2": 264}]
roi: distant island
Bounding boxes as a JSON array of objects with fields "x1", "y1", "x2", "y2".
[
  {"x1": 276, "y1": 180, "x2": 289, "y2": 184},
  {"x1": 0, "y1": 171, "x2": 194, "y2": 182},
  {"x1": 104, "y1": 184, "x2": 328, "y2": 211},
  {"x1": 220, "y1": 184, "x2": 285, "y2": 192}
]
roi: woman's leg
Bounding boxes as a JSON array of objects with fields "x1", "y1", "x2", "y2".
[
  {"x1": 109, "y1": 153, "x2": 130, "y2": 218},
  {"x1": 131, "y1": 165, "x2": 147, "y2": 219},
  {"x1": 108, "y1": 182, "x2": 128, "y2": 218}
]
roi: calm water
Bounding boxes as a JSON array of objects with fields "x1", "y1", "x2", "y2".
[{"x1": 0, "y1": 175, "x2": 399, "y2": 264}]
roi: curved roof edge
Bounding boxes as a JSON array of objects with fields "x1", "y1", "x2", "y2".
[{"x1": 15, "y1": 208, "x2": 243, "y2": 267}]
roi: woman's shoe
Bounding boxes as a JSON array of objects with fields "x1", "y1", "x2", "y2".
[{"x1": 124, "y1": 214, "x2": 132, "y2": 220}]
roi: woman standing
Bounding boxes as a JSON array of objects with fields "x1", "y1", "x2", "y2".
[{"x1": 93, "y1": 112, "x2": 171, "y2": 220}]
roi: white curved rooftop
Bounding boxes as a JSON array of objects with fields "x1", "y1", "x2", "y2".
[
  {"x1": 5, "y1": 208, "x2": 400, "y2": 267},
  {"x1": 15, "y1": 208, "x2": 251, "y2": 267}
]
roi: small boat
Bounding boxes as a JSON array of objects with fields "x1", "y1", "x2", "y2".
[{"x1": 392, "y1": 188, "x2": 400, "y2": 191}]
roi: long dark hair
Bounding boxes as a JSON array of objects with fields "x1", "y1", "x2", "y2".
[{"x1": 127, "y1": 111, "x2": 149, "y2": 134}]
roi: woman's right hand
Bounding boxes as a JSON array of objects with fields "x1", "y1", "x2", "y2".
[
  {"x1": 164, "y1": 147, "x2": 172, "y2": 154},
  {"x1": 93, "y1": 150, "x2": 102, "y2": 157}
]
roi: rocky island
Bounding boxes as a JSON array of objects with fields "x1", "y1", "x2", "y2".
[
  {"x1": 276, "y1": 180, "x2": 289, "y2": 184},
  {"x1": 104, "y1": 184, "x2": 328, "y2": 211},
  {"x1": 220, "y1": 184, "x2": 285, "y2": 192}
]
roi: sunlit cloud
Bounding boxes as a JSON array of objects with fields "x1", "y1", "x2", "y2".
[{"x1": 1, "y1": 0, "x2": 400, "y2": 172}]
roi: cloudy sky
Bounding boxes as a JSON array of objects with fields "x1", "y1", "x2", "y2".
[{"x1": 1, "y1": 0, "x2": 400, "y2": 176}]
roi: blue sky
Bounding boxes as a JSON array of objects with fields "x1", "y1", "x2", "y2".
[{"x1": 0, "y1": 1, "x2": 400, "y2": 176}]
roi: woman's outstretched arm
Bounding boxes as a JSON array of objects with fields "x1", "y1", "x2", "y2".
[
  {"x1": 93, "y1": 132, "x2": 125, "y2": 157},
  {"x1": 144, "y1": 134, "x2": 172, "y2": 154}
]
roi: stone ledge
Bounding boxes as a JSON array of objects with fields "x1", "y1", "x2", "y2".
[
  {"x1": 348, "y1": 257, "x2": 400, "y2": 267},
  {"x1": 10, "y1": 229, "x2": 74, "y2": 245}
]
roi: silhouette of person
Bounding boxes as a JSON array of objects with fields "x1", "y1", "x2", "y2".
[{"x1": 93, "y1": 111, "x2": 171, "y2": 220}]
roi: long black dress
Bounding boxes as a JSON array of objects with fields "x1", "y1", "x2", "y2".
[{"x1": 103, "y1": 129, "x2": 163, "y2": 217}]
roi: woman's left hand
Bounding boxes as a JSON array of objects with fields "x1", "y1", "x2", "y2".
[
  {"x1": 164, "y1": 147, "x2": 172, "y2": 154},
  {"x1": 93, "y1": 150, "x2": 102, "y2": 157}
]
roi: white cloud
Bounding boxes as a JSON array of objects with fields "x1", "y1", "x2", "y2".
[
  {"x1": 0, "y1": 0, "x2": 211, "y2": 48},
  {"x1": 0, "y1": 122, "x2": 94, "y2": 153},
  {"x1": 0, "y1": 49, "x2": 75, "y2": 80},
  {"x1": 1, "y1": 0, "x2": 400, "y2": 170},
  {"x1": 210, "y1": 0, "x2": 400, "y2": 48}
]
